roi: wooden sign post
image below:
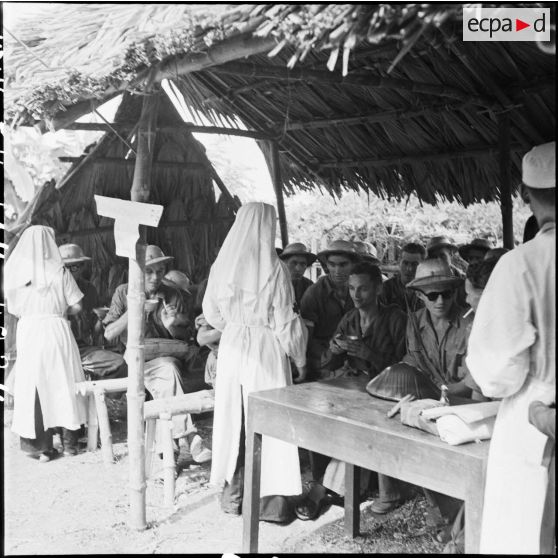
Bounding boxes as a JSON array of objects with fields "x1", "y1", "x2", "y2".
[{"x1": 94, "y1": 191, "x2": 162, "y2": 531}]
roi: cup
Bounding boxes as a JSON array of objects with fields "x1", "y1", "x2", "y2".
[
  {"x1": 92, "y1": 306, "x2": 110, "y2": 320},
  {"x1": 144, "y1": 299, "x2": 159, "y2": 313}
]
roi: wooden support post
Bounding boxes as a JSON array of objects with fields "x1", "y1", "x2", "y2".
[
  {"x1": 127, "y1": 91, "x2": 159, "y2": 530},
  {"x1": 499, "y1": 114, "x2": 514, "y2": 249},
  {"x1": 345, "y1": 463, "x2": 360, "y2": 538},
  {"x1": 87, "y1": 393, "x2": 99, "y2": 451},
  {"x1": 160, "y1": 412, "x2": 176, "y2": 507},
  {"x1": 144, "y1": 418, "x2": 158, "y2": 479},
  {"x1": 94, "y1": 389, "x2": 114, "y2": 465},
  {"x1": 270, "y1": 141, "x2": 289, "y2": 247}
]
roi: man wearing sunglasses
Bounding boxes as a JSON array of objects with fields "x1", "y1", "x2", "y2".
[{"x1": 403, "y1": 258, "x2": 474, "y2": 399}]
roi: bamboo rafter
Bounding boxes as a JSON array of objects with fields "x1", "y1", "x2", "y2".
[
  {"x1": 210, "y1": 61, "x2": 493, "y2": 106},
  {"x1": 317, "y1": 142, "x2": 523, "y2": 169}
]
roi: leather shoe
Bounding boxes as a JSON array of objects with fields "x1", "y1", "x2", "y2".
[{"x1": 295, "y1": 481, "x2": 327, "y2": 521}]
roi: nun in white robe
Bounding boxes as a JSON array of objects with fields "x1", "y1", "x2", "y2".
[
  {"x1": 203, "y1": 202, "x2": 308, "y2": 504},
  {"x1": 5, "y1": 226, "x2": 87, "y2": 452}
]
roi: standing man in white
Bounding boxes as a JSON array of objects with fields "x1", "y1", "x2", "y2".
[{"x1": 467, "y1": 141, "x2": 556, "y2": 554}]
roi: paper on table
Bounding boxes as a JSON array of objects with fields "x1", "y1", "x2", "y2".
[
  {"x1": 421, "y1": 400, "x2": 500, "y2": 424},
  {"x1": 436, "y1": 414, "x2": 496, "y2": 445}
]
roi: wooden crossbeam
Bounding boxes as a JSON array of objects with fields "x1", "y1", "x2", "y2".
[
  {"x1": 276, "y1": 100, "x2": 471, "y2": 132},
  {"x1": 52, "y1": 121, "x2": 272, "y2": 140},
  {"x1": 317, "y1": 142, "x2": 523, "y2": 169},
  {"x1": 58, "y1": 156, "x2": 208, "y2": 171},
  {"x1": 210, "y1": 61, "x2": 492, "y2": 106}
]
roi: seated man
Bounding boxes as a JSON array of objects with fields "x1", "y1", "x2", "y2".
[
  {"x1": 60, "y1": 243, "x2": 127, "y2": 382},
  {"x1": 458, "y1": 238, "x2": 493, "y2": 265},
  {"x1": 380, "y1": 242, "x2": 425, "y2": 313},
  {"x1": 401, "y1": 258, "x2": 479, "y2": 533},
  {"x1": 297, "y1": 263, "x2": 408, "y2": 517},
  {"x1": 278, "y1": 242, "x2": 316, "y2": 308},
  {"x1": 104, "y1": 245, "x2": 211, "y2": 465},
  {"x1": 300, "y1": 240, "x2": 360, "y2": 381}
]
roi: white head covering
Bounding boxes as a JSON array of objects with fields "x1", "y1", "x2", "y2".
[
  {"x1": 209, "y1": 202, "x2": 278, "y2": 298},
  {"x1": 522, "y1": 141, "x2": 555, "y2": 189},
  {"x1": 4, "y1": 225, "x2": 63, "y2": 303}
]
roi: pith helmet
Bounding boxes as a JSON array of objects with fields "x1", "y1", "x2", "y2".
[{"x1": 406, "y1": 259, "x2": 463, "y2": 291}]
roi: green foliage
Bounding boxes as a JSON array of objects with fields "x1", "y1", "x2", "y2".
[{"x1": 284, "y1": 190, "x2": 531, "y2": 262}]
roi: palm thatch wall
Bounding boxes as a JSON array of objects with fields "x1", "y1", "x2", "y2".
[
  {"x1": 5, "y1": 3, "x2": 555, "y2": 207},
  {"x1": 7, "y1": 92, "x2": 239, "y2": 304}
]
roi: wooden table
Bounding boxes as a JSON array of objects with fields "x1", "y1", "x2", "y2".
[{"x1": 242, "y1": 377, "x2": 489, "y2": 553}]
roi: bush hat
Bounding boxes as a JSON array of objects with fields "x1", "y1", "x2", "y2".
[
  {"x1": 279, "y1": 242, "x2": 317, "y2": 265},
  {"x1": 317, "y1": 239, "x2": 361, "y2": 262},
  {"x1": 352, "y1": 241, "x2": 380, "y2": 264},
  {"x1": 522, "y1": 141, "x2": 555, "y2": 189},
  {"x1": 59, "y1": 243, "x2": 92, "y2": 265},
  {"x1": 145, "y1": 245, "x2": 174, "y2": 267},
  {"x1": 406, "y1": 259, "x2": 463, "y2": 292},
  {"x1": 426, "y1": 235, "x2": 457, "y2": 256},
  {"x1": 163, "y1": 270, "x2": 192, "y2": 294},
  {"x1": 458, "y1": 238, "x2": 493, "y2": 260}
]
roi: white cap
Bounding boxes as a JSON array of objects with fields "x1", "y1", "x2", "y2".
[{"x1": 522, "y1": 141, "x2": 555, "y2": 189}]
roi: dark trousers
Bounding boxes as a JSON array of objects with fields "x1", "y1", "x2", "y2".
[
  {"x1": 20, "y1": 390, "x2": 80, "y2": 454},
  {"x1": 221, "y1": 395, "x2": 295, "y2": 522}
]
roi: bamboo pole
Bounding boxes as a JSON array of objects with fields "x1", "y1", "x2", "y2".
[
  {"x1": 269, "y1": 141, "x2": 289, "y2": 247},
  {"x1": 498, "y1": 114, "x2": 514, "y2": 249},
  {"x1": 127, "y1": 90, "x2": 159, "y2": 531},
  {"x1": 54, "y1": 122, "x2": 272, "y2": 140},
  {"x1": 94, "y1": 389, "x2": 114, "y2": 465},
  {"x1": 87, "y1": 393, "x2": 99, "y2": 451},
  {"x1": 211, "y1": 61, "x2": 492, "y2": 107},
  {"x1": 318, "y1": 142, "x2": 523, "y2": 168},
  {"x1": 159, "y1": 412, "x2": 176, "y2": 508}
]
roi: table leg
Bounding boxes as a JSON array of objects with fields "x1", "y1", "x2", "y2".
[
  {"x1": 87, "y1": 392, "x2": 99, "y2": 451},
  {"x1": 465, "y1": 470, "x2": 485, "y2": 554},
  {"x1": 94, "y1": 389, "x2": 114, "y2": 464},
  {"x1": 242, "y1": 429, "x2": 262, "y2": 553},
  {"x1": 345, "y1": 463, "x2": 360, "y2": 538}
]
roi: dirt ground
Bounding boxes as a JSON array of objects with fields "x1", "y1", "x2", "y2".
[{"x1": 3, "y1": 399, "x2": 445, "y2": 555}]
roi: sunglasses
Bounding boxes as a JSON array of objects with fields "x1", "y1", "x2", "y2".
[
  {"x1": 65, "y1": 264, "x2": 83, "y2": 272},
  {"x1": 423, "y1": 289, "x2": 454, "y2": 302}
]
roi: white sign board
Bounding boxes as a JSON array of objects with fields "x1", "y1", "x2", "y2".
[{"x1": 94, "y1": 195, "x2": 163, "y2": 259}]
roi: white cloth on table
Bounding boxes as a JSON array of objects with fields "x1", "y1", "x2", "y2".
[
  {"x1": 466, "y1": 222, "x2": 556, "y2": 554},
  {"x1": 8, "y1": 256, "x2": 87, "y2": 438},
  {"x1": 203, "y1": 202, "x2": 308, "y2": 498}
]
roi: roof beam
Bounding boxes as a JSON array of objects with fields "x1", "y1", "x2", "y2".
[
  {"x1": 210, "y1": 61, "x2": 493, "y2": 107},
  {"x1": 317, "y1": 142, "x2": 523, "y2": 169},
  {"x1": 276, "y1": 100, "x2": 471, "y2": 132},
  {"x1": 54, "y1": 121, "x2": 272, "y2": 140}
]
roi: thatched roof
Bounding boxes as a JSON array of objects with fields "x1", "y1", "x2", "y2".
[
  {"x1": 6, "y1": 92, "x2": 239, "y2": 303},
  {"x1": 5, "y1": 3, "x2": 556, "y2": 205}
]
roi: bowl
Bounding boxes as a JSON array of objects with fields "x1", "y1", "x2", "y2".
[
  {"x1": 144, "y1": 299, "x2": 159, "y2": 313},
  {"x1": 92, "y1": 306, "x2": 110, "y2": 320}
]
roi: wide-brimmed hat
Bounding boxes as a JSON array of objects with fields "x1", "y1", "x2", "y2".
[
  {"x1": 458, "y1": 238, "x2": 493, "y2": 260},
  {"x1": 406, "y1": 259, "x2": 463, "y2": 291},
  {"x1": 522, "y1": 141, "x2": 555, "y2": 189},
  {"x1": 426, "y1": 236, "x2": 457, "y2": 256},
  {"x1": 317, "y1": 239, "x2": 361, "y2": 262},
  {"x1": 352, "y1": 241, "x2": 380, "y2": 264},
  {"x1": 279, "y1": 242, "x2": 317, "y2": 265},
  {"x1": 145, "y1": 245, "x2": 174, "y2": 267},
  {"x1": 59, "y1": 243, "x2": 92, "y2": 265},
  {"x1": 163, "y1": 270, "x2": 192, "y2": 294}
]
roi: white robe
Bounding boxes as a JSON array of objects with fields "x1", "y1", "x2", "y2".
[
  {"x1": 203, "y1": 261, "x2": 308, "y2": 497},
  {"x1": 466, "y1": 222, "x2": 555, "y2": 554},
  {"x1": 9, "y1": 269, "x2": 87, "y2": 438}
]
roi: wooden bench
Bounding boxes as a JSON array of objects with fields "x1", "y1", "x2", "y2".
[
  {"x1": 144, "y1": 390, "x2": 215, "y2": 506},
  {"x1": 76, "y1": 378, "x2": 129, "y2": 464}
]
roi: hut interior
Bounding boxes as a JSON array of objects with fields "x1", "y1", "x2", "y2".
[{"x1": 4, "y1": 2, "x2": 556, "y2": 319}]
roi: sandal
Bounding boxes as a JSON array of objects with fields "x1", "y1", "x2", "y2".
[{"x1": 295, "y1": 481, "x2": 328, "y2": 521}]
